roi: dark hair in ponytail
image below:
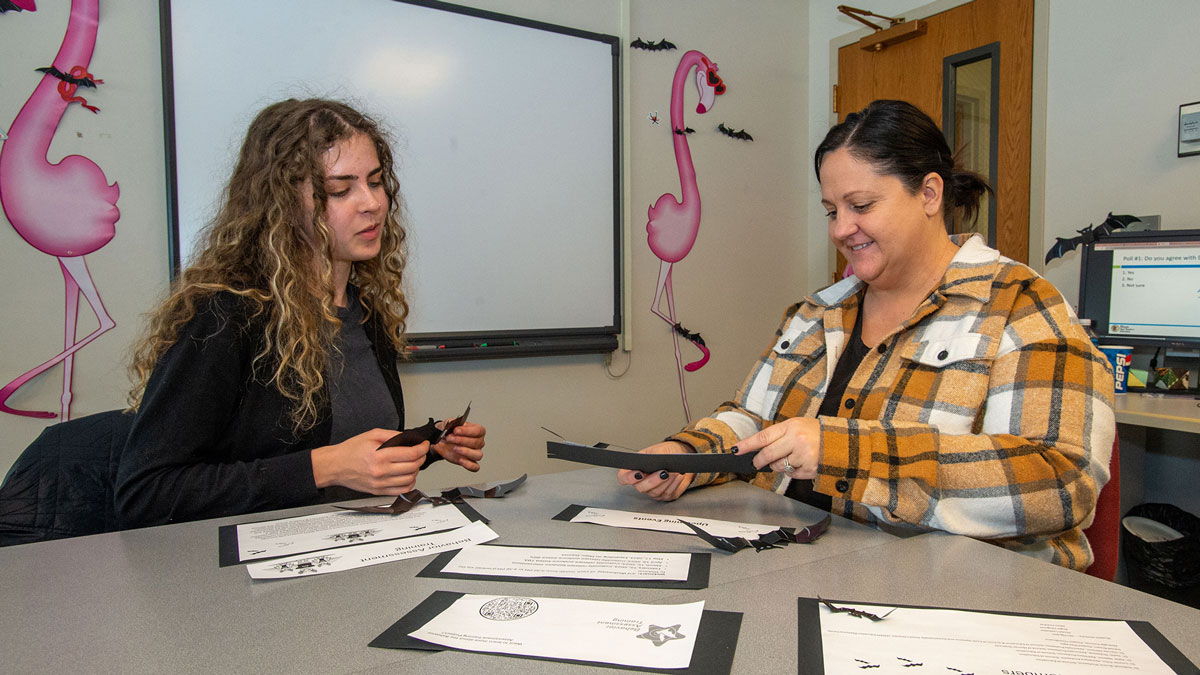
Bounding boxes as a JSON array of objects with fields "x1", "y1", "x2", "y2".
[{"x1": 814, "y1": 99, "x2": 992, "y2": 225}]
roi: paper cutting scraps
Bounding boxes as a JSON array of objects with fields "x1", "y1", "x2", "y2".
[
  {"x1": 337, "y1": 474, "x2": 527, "y2": 515},
  {"x1": 818, "y1": 596, "x2": 895, "y2": 621},
  {"x1": 680, "y1": 514, "x2": 831, "y2": 552},
  {"x1": 555, "y1": 505, "x2": 828, "y2": 553}
]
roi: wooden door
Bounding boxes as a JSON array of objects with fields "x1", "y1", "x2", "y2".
[{"x1": 834, "y1": 0, "x2": 1033, "y2": 273}]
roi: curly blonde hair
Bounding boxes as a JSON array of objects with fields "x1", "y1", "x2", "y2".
[{"x1": 128, "y1": 98, "x2": 410, "y2": 432}]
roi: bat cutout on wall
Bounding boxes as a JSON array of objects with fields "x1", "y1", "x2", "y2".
[
  {"x1": 1044, "y1": 212, "x2": 1141, "y2": 264},
  {"x1": 717, "y1": 122, "x2": 753, "y2": 141},
  {"x1": 673, "y1": 127, "x2": 695, "y2": 135},
  {"x1": 630, "y1": 37, "x2": 677, "y2": 51},
  {"x1": 35, "y1": 65, "x2": 100, "y2": 88},
  {"x1": 672, "y1": 322, "x2": 709, "y2": 371}
]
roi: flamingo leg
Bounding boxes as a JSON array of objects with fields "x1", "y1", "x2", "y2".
[
  {"x1": 651, "y1": 260, "x2": 711, "y2": 374},
  {"x1": 60, "y1": 258, "x2": 80, "y2": 420},
  {"x1": 0, "y1": 255, "x2": 115, "y2": 419},
  {"x1": 649, "y1": 262, "x2": 692, "y2": 424}
]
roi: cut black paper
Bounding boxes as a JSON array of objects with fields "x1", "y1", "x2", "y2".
[
  {"x1": 336, "y1": 474, "x2": 527, "y2": 515},
  {"x1": 378, "y1": 401, "x2": 472, "y2": 449},
  {"x1": 679, "y1": 514, "x2": 831, "y2": 553},
  {"x1": 371, "y1": 590, "x2": 742, "y2": 674},
  {"x1": 547, "y1": 441, "x2": 766, "y2": 474}
]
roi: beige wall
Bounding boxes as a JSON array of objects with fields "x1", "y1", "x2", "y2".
[{"x1": 0, "y1": 0, "x2": 809, "y2": 489}]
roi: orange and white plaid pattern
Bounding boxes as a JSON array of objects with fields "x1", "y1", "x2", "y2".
[{"x1": 672, "y1": 235, "x2": 1115, "y2": 571}]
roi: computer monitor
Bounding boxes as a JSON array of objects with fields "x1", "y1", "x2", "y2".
[{"x1": 1077, "y1": 228, "x2": 1200, "y2": 350}]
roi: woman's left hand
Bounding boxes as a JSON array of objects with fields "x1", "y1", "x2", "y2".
[
  {"x1": 433, "y1": 421, "x2": 486, "y2": 471},
  {"x1": 733, "y1": 417, "x2": 821, "y2": 478}
]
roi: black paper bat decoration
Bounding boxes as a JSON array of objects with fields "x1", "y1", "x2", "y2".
[
  {"x1": 672, "y1": 322, "x2": 706, "y2": 347},
  {"x1": 36, "y1": 65, "x2": 99, "y2": 88},
  {"x1": 818, "y1": 597, "x2": 896, "y2": 621},
  {"x1": 673, "y1": 127, "x2": 696, "y2": 135},
  {"x1": 630, "y1": 37, "x2": 677, "y2": 51},
  {"x1": 377, "y1": 402, "x2": 470, "y2": 450},
  {"x1": 1043, "y1": 212, "x2": 1141, "y2": 264},
  {"x1": 717, "y1": 122, "x2": 753, "y2": 141}
]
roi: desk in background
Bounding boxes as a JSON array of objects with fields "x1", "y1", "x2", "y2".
[
  {"x1": 2, "y1": 467, "x2": 1196, "y2": 673},
  {"x1": 1115, "y1": 392, "x2": 1200, "y2": 435}
]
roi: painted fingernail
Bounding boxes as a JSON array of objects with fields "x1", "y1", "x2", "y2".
[
  {"x1": 729, "y1": 445, "x2": 739, "y2": 454},
  {"x1": 659, "y1": 470, "x2": 669, "y2": 480},
  {"x1": 633, "y1": 472, "x2": 644, "y2": 480}
]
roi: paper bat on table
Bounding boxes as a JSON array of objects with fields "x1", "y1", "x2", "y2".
[
  {"x1": 717, "y1": 122, "x2": 753, "y2": 141},
  {"x1": 679, "y1": 514, "x2": 831, "y2": 553},
  {"x1": 1043, "y1": 213, "x2": 1141, "y2": 264},
  {"x1": 818, "y1": 597, "x2": 896, "y2": 621},
  {"x1": 630, "y1": 37, "x2": 677, "y2": 51},
  {"x1": 336, "y1": 474, "x2": 527, "y2": 515}
]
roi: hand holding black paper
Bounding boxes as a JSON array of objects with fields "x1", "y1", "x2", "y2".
[
  {"x1": 616, "y1": 441, "x2": 696, "y2": 502},
  {"x1": 433, "y1": 419, "x2": 486, "y2": 472},
  {"x1": 731, "y1": 417, "x2": 821, "y2": 479},
  {"x1": 312, "y1": 428, "x2": 428, "y2": 495}
]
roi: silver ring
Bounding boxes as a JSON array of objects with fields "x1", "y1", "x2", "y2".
[{"x1": 781, "y1": 458, "x2": 794, "y2": 474}]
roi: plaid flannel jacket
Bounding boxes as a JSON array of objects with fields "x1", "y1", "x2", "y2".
[{"x1": 671, "y1": 235, "x2": 1115, "y2": 571}]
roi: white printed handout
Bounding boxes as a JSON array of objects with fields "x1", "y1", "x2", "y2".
[
  {"x1": 246, "y1": 521, "x2": 497, "y2": 579},
  {"x1": 818, "y1": 601, "x2": 1177, "y2": 675},
  {"x1": 235, "y1": 502, "x2": 474, "y2": 562},
  {"x1": 440, "y1": 545, "x2": 692, "y2": 581},
  {"x1": 410, "y1": 594, "x2": 704, "y2": 669},
  {"x1": 568, "y1": 505, "x2": 781, "y2": 538}
]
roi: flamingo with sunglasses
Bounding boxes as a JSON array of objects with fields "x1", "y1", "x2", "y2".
[{"x1": 646, "y1": 50, "x2": 724, "y2": 422}]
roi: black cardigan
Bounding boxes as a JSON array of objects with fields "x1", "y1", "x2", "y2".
[{"x1": 115, "y1": 291, "x2": 406, "y2": 528}]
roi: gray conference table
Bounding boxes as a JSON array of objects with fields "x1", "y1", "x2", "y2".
[{"x1": 3, "y1": 467, "x2": 1197, "y2": 674}]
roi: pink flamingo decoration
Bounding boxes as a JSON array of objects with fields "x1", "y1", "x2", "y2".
[
  {"x1": 646, "y1": 50, "x2": 724, "y2": 422},
  {"x1": 0, "y1": 0, "x2": 119, "y2": 420}
]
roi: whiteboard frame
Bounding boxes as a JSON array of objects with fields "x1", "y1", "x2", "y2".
[{"x1": 159, "y1": 0, "x2": 622, "y2": 360}]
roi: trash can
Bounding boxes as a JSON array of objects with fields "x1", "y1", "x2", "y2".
[{"x1": 1121, "y1": 503, "x2": 1200, "y2": 608}]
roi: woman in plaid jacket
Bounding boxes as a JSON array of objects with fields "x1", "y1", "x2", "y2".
[{"x1": 619, "y1": 100, "x2": 1114, "y2": 571}]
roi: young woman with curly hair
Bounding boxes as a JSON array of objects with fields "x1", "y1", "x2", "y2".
[{"x1": 117, "y1": 99, "x2": 486, "y2": 527}]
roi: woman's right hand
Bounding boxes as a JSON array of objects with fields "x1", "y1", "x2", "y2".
[
  {"x1": 616, "y1": 441, "x2": 695, "y2": 501},
  {"x1": 311, "y1": 428, "x2": 429, "y2": 495}
]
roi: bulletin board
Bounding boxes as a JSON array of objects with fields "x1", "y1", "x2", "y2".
[{"x1": 160, "y1": 0, "x2": 621, "y2": 359}]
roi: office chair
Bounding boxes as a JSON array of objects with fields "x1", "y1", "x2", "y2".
[
  {"x1": 1083, "y1": 434, "x2": 1122, "y2": 581},
  {"x1": 0, "y1": 409, "x2": 133, "y2": 546}
]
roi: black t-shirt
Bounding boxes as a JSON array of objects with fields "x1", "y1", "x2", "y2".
[
  {"x1": 784, "y1": 315, "x2": 870, "y2": 511},
  {"x1": 329, "y1": 297, "x2": 400, "y2": 444}
]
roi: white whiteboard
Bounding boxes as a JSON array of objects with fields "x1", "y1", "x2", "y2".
[{"x1": 163, "y1": 0, "x2": 620, "y2": 344}]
